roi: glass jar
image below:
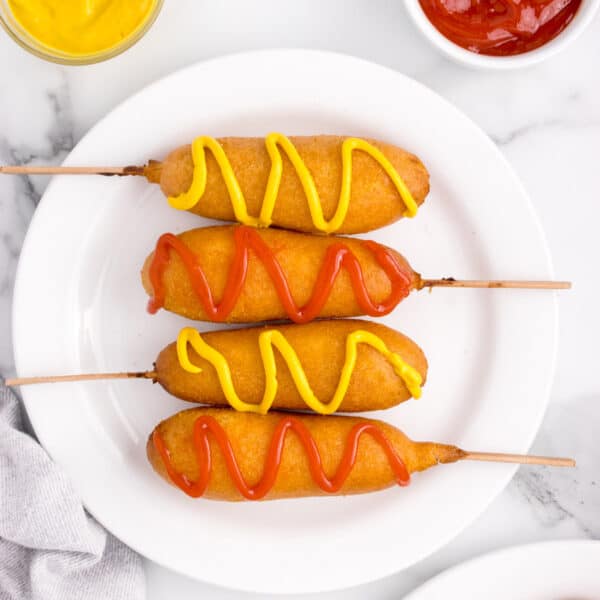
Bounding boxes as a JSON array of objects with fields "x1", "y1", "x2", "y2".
[{"x1": 0, "y1": 0, "x2": 163, "y2": 65}]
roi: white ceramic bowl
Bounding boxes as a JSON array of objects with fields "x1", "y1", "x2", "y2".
[{"x1": 405, "y1": 0, "x2": 600, "y2": 69}]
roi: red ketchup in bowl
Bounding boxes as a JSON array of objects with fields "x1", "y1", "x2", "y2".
[{"x1": 418, "y1": 0, "x2": 582, "y2": 56}]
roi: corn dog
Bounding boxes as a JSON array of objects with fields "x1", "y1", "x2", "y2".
[
  {"x1": 147, "y1": 408, "x2": 464, "y2": 501},
  {"x1": 143, "y1": 134, "x2": 430, "y2": 234},
  {"x1": 156, "y1": 320, "x2": 427, "y2": 413},
  {"x1": 4, "y1": 320, "x2": 427, "y2": 414},
  {"x1": 141, "y1": 225, "x2": 420, "y2": 323}
]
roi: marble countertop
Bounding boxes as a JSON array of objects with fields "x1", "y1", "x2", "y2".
[{"x1": 1, "y1": 2, "x2": 598, "y2": 598}]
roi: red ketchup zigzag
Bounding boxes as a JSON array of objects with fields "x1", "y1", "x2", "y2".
[
  {"x1": 152, "y1": 415, "x2": 411, "y2": 500},
  {"x1": 147, "y1": 226, "x2": 412, "y2": 323}
]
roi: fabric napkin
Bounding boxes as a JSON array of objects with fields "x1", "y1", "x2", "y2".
[{"x1": 0, "y1": 379, "x2": 145, "y2": 600}]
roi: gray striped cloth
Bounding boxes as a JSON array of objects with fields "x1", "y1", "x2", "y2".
[{"x1": 0, "y1": 380, "x2": 144, "y2": 600}]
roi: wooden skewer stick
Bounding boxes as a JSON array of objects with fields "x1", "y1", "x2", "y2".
[
  {"x1": 421, "y1": 278, "x2": 571, "y2": 290},
  {"x1": 5, "y1": 371, "x2": 157, "y2": 386},
  {"x1": 463, "y1": 451, "x2": 575, "y2": 468},
  {"x1": 0, "y1": 165, "x2": 145, "y2": 176}
]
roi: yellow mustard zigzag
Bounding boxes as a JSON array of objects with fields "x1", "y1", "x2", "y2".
[
  {"x1": 176, "y1": 326, "x2": 422, "y2": 415},
  {"x1": 167, "y1": 133, "x2": 418, "y2": 233}
]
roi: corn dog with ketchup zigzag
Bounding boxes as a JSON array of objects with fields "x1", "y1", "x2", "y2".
[
  {"x1": 141, "y1": 225, "x2": 570, "y2": 324},
  {"x1": 147, "y1": 408, "x2": 575, "y2": 502}
]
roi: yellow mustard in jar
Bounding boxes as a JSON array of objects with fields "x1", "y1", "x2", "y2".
[{"x1": 7, "y1": 0, "x2": 157, "y2": 57}]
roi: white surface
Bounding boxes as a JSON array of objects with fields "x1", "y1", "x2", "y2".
[
  {"x1": 404, "y1": 0, "x2": 600, "y2": 69},
  {"x1": 405, "y1": 540, "x2": 600, "y2": 599},
  {"x1": 12, "y1": 49, "x2": 557, "y2": 594},
  {"x1": 0, "y1": 2, "x2": 598, "y2": 599}
]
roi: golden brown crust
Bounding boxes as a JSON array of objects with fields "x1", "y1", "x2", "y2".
[
  {"x1": 155, "y1": 319, "x2": 427, "y2": 412},
  {"x1": 141, "y1": 225, "x2": 420, "y2": 323},
  {"x1": 146, "y1": 408, "x2": 464, "y2": 501},
  {"x1": 152, "y1": 136, "x2": 429, "y2": 234}
]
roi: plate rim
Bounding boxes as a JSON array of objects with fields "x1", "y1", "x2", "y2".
[
  {"x1": 404, "y1": 539, "x2": 600, "y2": 599},
  {"x1": 12, "y1": 48, "x2": 558, "y2": 593}
]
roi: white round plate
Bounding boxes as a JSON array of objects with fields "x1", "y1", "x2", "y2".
[
  {"x1": 13, "y1": 49, "x2": 557, "y2": 594},
  {"x1": 405, "y1": 540, "x2": 600, "y2": 599}
]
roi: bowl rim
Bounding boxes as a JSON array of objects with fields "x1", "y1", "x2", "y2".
[
  {"x1": 0, "y1": 0, "x2": 163, "y2": 65},
  {"x1": 404, "y1": 0, "x2": 600, "y2": 69}
]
